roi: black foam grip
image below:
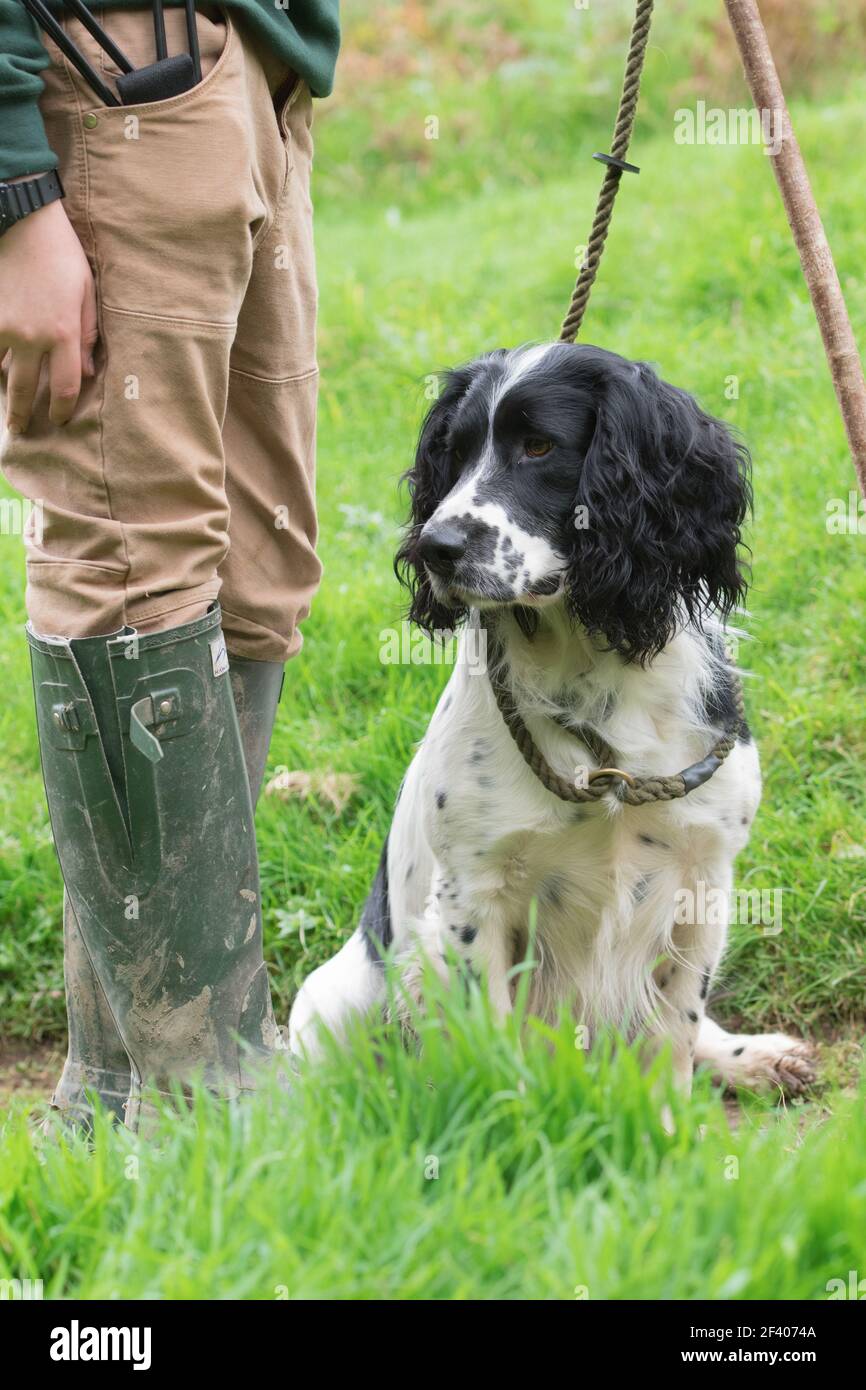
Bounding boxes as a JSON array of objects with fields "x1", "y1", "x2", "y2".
[{"x1": 115, "y1": 54, "x2": 195, "y2": 105}]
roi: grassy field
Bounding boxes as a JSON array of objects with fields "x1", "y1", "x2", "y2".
[
  {"x1": 4, "y1": 983, "x2": 866, "y2": 1301},
  {"x1": 1, "y1": 0, "x2": 865, "y2": 1299}
]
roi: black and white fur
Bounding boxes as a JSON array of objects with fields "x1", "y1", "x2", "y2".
[{"x1": 290, "y1": 344, "x2": 815, "y2": 1096}]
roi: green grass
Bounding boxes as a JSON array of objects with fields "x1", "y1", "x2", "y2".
[
  {"x1": 0, "y1": 0, "x2": 865, "y2": 1299},
  {"x1": 2, "y1": 980, "x2": 865, "y2": 1301}
]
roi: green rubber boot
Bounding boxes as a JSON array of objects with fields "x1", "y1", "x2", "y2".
[
  {"x1": 50, "y1": 894, "x2": 134, "y2": 1126},
  {"x1": 229, "y1": 655, "x2": 285, "y2": 804},
  {"x1": 49, "y1": 652, "x2": 285, "y2": 1127},
  {"x1": 32, "y1": 608, "x2": 285, "y2": 1130}
]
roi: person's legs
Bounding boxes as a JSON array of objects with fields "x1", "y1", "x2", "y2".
[
  {"x1": 216, "y1": 52, "x2": 322, "y2": 945},
  {"x1": 1, "y1": 10, "x2": 308, "y2": 1126},
  {"x1": 217, "y1": 69, "x2": 321, "y2": 665},
  {"x1": 215, "y1": 50, "x2": 321, "y2": 801}
]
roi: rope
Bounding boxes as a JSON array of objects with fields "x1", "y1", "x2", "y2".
[
  {"x1": 480, "y1": 617, "x2": 746, "y2": 807},
  {"x1": 559, "y1": 0, "x2": 655, "y2": 342}
]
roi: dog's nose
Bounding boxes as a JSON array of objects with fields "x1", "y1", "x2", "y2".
[{"x1": 416, "y1": 522, "x2": 467, "y2": 576}]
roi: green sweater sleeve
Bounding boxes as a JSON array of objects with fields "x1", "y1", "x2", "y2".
[{"x1": 0, "y1": 0, "x2": 56, "y2": 180}]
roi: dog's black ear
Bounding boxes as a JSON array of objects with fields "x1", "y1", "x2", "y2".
[
  {"x1": 394, "y1": 366, "x2": 474, "y2": 634},
  {"x1": 566, "y1": 356, "x2": 751, "y2": 663}
]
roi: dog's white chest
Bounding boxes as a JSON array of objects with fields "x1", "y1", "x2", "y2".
[{"x1": 387, "y1": 642, "x2": 760, "y2": 1028}]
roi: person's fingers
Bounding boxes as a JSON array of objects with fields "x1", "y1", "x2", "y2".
[
  {"x1": 80, "y1": 275, "x2": 98, "y2": 377},
  {"x1": 48, "y1": 332, "x2": 82, "y2": 426},
  {"x1": 5, "y1": 348, "x2": 43, "y2": 434}
]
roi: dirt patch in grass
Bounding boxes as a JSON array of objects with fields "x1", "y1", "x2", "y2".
[
  {"x1": 0, "y1": 1039, "x2": 62, "y2": 1107},
  {"x1": 1, "y1": 1031, "x2": 860, "y2": 1122}
]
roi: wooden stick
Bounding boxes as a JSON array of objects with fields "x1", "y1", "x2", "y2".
[{"x1": 724, "y1": 0, "x2": 866, "y2": 498}]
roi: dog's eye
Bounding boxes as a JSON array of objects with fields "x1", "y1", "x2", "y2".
[
  {"x1": 524, "y1": 438, "x2": 553, "y2": 458},
  {"x1": 453, "y1": 447, "x2": 466, "y2": 464}
]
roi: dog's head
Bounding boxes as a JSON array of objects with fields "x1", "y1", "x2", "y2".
[{"x1": 395, "y1": 342, "x2": 751, "y2": 662}]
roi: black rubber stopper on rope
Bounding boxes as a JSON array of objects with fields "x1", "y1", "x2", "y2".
[{"x1": 593, "y1": 152, "x2": 641, "y2": 174}]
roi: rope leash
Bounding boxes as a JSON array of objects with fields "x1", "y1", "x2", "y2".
[
  {"x1": 560, "y1": 0, "x2": 655, "y2": 342},
  {"x1": 481, "y1": 617, "x2": 746, "y2": 806}
]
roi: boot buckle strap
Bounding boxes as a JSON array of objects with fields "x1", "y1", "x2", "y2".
[
  {"x1": 52, "y1": 700, "x2": 82, "y2": 733},
  {"x1": 129, "y1": 686, "x2": 182, "y2": 764},
  {"x1": 45, "y1": 691, "x2": 97, "y2": 750}
]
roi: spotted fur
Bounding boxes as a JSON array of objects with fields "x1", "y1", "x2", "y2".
[{"x1": 289, "y1": 344, "x2": 816, "y2": 1097}]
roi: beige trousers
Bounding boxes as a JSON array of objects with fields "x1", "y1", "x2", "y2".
[{"x1": 1, "y1": 8, "x2": 321, "y2": 661}]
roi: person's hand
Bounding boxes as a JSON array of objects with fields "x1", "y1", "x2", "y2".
[{"x1": 0, "y1": 195, "x2": 98, "y2": 434}]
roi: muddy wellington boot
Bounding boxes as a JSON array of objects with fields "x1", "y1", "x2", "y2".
[
  {"x1": 31, "y1": 606, "x2": 286, "y2": 1131},
  {"x1": 50, "y1": 894, "x2": 134, "y2": 1126},
  {"x1": 228, "y1": 655, "x2": 285, "y2": 804},
  {"x1": 49, "y1": 652, "x2": 286, "y2": 1127}
]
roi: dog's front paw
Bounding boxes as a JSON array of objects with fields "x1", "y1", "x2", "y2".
[
  {"x1": 697, "y1": 1023, "x2": 819, "y2": 1098},
  {"x1": 730, "y1": 1033, "x2": 818, "y2": 1097},
  {"x1": 762, "y1": 1037, "x2": 819, "y2": 1096}
]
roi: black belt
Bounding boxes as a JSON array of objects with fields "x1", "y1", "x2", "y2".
[{"x1": 21, "y1": 0, "x2": 203, "y2": 106}]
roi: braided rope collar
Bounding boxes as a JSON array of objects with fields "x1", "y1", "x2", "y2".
[{"x1": 479, "y1": 616, "x2": 746, "y2": 807}]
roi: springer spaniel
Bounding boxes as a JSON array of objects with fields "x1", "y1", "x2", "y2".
[{"x1": 289, "y1": 343, "x2": 816, "y2": 1097}]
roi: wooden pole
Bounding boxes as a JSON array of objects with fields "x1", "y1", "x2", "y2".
[{"x1": 724, "y1": 0, "x2": 866, "y2": 498}]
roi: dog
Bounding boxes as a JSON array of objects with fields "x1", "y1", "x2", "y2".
[{"x1": 289, "y1": 343, "x2": 816, "y2": 1097}]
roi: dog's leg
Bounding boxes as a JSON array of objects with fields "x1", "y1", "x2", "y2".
[
  {"x1": 288, "y1": 929, "x2": 386, "y2": 1059},
  {"x1": 695, "y1": 1016, "x2": 817, "y2": 1096},
  {"x1": 415, "y1": 863, "x2": 514, "y2": 1019},
  {"x1": 461, "y1": 914, "x2": 514, "y2": 1019},
  {"x1": 649, "y1": 948, "x2": 716, "y2": 1095},
  {"x1": 290, "y1": 833, "x2": 400, "y2": 1058}
]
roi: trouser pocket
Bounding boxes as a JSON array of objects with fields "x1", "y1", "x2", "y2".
[{"x1": 91, "y1": 4, "x2": 229, "y2": 88}]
